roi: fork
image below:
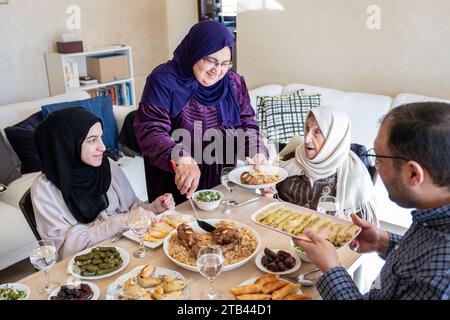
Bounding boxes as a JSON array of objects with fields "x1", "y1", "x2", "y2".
[{"x1": 281, "y1": 268, "x2": 321, "y2": 286}]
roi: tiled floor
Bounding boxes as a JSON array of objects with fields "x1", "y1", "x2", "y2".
[{"x1": 0, "y1": 259, "x2": 36, "y2": 284}]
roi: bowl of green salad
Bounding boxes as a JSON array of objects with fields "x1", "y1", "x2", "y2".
[
  {"x1": 192, "y1": 190, "x2": 224, "y2": 211},
  {"x1": 0, "y1": 283, "x2": 30, "y2": 300}
]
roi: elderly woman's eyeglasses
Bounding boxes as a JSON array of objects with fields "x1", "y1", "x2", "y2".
[
  {"x1": 202, "y1": 57, "x2": 233, "y2": 69},
  {"x1": 364, "y1": 148, "x2": 411, "y2": 168}
]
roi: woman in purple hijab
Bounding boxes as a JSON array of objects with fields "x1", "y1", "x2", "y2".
[{"x1": 135, "y1": 20, "x2": 268, "y2": 204}]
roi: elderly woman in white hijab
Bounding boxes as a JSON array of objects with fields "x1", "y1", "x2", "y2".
[{"x1": 263, "y1": 106, "x2": 378, "y2": 224}]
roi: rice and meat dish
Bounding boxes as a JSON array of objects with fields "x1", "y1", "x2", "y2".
[{"x1": 167, "y1": 221, "x2": 257, "y2": 266}]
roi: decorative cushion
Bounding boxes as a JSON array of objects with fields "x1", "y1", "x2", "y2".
[
  {"x1": 256, "y1": 90, "x2": 321, "y2": 143},
  {"x1": 0, "y1": 134, "x2": 22, "y2": 185},
  {"x1": 41, "y1": 95, "x2": 118, "y2": 151},
  {"x1": 4, "y1": 112, "x2": 43, "y2": 174}
]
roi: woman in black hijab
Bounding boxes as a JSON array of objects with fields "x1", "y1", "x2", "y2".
[{"x1": 31, "y1": 107, "x2": 175, "y2": 259}]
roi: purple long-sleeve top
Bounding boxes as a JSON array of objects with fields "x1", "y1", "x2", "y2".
[{"x1": 134, "y1": 70, "x2": 268, "y2": 204}]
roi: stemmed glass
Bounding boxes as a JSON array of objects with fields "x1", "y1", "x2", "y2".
[
  {"x1": 129, "y1": 209, "x2": 152, "y2": 258},
  {"x1": 342, "y1": 202, "x2": 369, "y2": 222},
  {"x1": 29, "y1": 240, "x2": 59, "y2": 295},
  {"x1": 317, "y1": 195, "x2": 341, "y2": 217},
  {"x1": 220, "y1": 167, "x2": 236, "y2": 206},
  {"x1": 196, "y1": 246, "x2": 224, "y2": 300}
]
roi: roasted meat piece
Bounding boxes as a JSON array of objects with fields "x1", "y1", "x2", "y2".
[
  {"x1": 211, "y1": 227, "x2": 241, "y2": 245},
  {"x1": 177, "y1": 223, "x2": 197, "y2": 248}
]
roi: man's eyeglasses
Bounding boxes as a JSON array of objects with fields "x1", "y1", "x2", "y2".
[
  {"x1": 202, "y1": 57, "x2": 233, "y2": 69},
  {"x1": 364, "y1": 148, "x2": 411, "y2": 167}
]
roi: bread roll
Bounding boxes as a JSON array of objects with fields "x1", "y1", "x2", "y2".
[
  {"x1": 137, "y1": 275, "x2": 162, "y2": 288},
  {"x1": 235, "y1": 294, "x2": 271, "y2": 300},
  {"x1": 254, "y1": 274, "x2": 279, "y2": 287},
  {"x1": 140, "y1": 264, "x2": 155, "y2": 277},
  {"x1": 261, "y1": 280, "x2": 288, "y2": 294},
  {"x1": 271, "y1": 283, "x2": 300, "y2": 300},
  {"x1": 162, "y1": 278, "x2": 187, "y2": 293},
  {"x1": 229, "y1": 284, "x2": 260, "y2": 296}
]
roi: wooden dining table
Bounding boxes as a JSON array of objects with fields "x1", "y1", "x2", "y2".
[{"x1": 18, "y1": 185, "x2": 363, "y2": 300}]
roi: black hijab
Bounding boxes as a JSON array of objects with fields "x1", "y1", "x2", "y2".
[{"x1": 35, "y1": 107, "x2": 111, "y2": 223}]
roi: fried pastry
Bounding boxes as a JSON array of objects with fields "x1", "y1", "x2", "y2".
[
  {"x1": 261, "y1": 280, "x2": 288, "y2": 294},
  {"x1": 229, "y1": 284, "x2": 261, "y2": 296},
  {"x1": 235, "y1": 294, "x2": 271, "y2": 300},
  {"x1": 271, "y1": 283, "x2": 300, "y2": 300}
]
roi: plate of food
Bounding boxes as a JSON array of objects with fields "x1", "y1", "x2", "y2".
[
  {"x1": 48, "y1": 281, "x2": 100, "y2": 300},
  {"x1": 105, "y1": 264, "x2": 189, "y2": 300},
  {"x1": 163, "y1": 219, "x2": 260, "y2": 272},
  {"x1": 0, "y1": 283, "x2": 30, "y2": 300},
  {"x1": 228, "y1": 165, "x2": 288, "y2": 189},
  {"x1": 123, "y1": 210, "x2": 194, "y2": 249},
  {"x1": 229, "y1": 274, "x2": 312, "y2": 300},
  {"x1": 67, "y1": 245, "x2": 129, "y2": 280},
  {"x1": 251, "y1": 202, "x2": 361, "y2": 248},
  {"x1": 255, "y1": 248, "x2": 301, "y2": 275}
]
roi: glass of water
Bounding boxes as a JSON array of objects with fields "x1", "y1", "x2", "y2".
[
  {"x1": 29, "y1": 240, "x2": 59, "y2": 295},
  {"x1": 196, "y1": 246, "x2": 224, "y2": 300},
  {"x1": 129, "y1": 209, "x2": 152, "y2": 258},
  {"x1": 220, "y1": 167, "x2": 236, "y2": 206},
  {"x1": 317, "y1": 196, "x2": 341, "y2": 217}
]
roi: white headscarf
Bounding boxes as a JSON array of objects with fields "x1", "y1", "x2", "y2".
[{"x1": 278, "y1": 106, "x2": 378, "y2": 225}]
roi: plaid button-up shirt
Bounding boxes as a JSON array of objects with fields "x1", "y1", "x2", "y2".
[{"x1": 317, "y1": 204, "x2": 450, "y2": 300}]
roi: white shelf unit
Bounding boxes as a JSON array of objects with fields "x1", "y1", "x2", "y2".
[{"x1": 45, "y1": 46, "x2": 136, "y2": 107}]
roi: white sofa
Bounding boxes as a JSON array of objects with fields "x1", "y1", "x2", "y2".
[
  {"x1": 0, "y1": 92, "x2": 146, "y2": 270},
  {"x1": 248, "y1": 83, "x2": 450, "y2": 234}
]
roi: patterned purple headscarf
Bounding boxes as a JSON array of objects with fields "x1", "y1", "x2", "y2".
[{"x1": 140, "y1": 20, "x2": 240, "y2": 126}]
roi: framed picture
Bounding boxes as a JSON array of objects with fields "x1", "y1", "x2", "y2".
[{"x1": 0, "y1": 0, "x2": 9, "y2": 4}]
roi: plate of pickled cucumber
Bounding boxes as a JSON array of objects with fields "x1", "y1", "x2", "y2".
[{"x1": 68, "y1": 246, "x2": 130, "y2": 280}]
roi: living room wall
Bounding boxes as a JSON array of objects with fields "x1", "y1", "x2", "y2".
[
  {"x1": 167, "y1": 0, "x2": 198, "y2": 55},
  {"x1": 237, "y1": 0, "x2": 450, "y2": 100},
  {"x1": 0, "y1": 0, "x2": 170, "y2": 105}
]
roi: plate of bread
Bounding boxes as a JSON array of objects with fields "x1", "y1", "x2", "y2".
[
  {"x1": 105, "y1": 264, "x2": 189, "y2": 300},
  {"x1": 252, "y1": 202, "x2": 361, "y2": 248},
  {"x1": 123, "y1": 210, "x2": 194, "y2": 249},
  {"x1": 228, "y1": 165, "x2": 288, "y2": 189},
  {"x1": 229, "y1": 274, "x2": 312, "y2": 300}
]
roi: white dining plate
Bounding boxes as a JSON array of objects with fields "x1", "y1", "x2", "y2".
[
  {"x1": 228, "y1": 165, "x2": 288, "y2": 189},
  {"x1": 48, "y1": 281, "x2": 100, "y2": 300},
  {"x1": 105, "y1": 265, "x2": 190, "y2": 300},
  {"x1": 163, "y1": 219, "x2": 260, "y2": 272},
  {"x1": 67, "y1": 245, "x2": 130, "y2": 280},
  {"x1": 255, "y1": 249, "x2": 301, "y2": 275},
  {"x1": 0, "y1": 283, "x2": 30, "y2": 300},
  {"x1": 123, "y1": 210, "x2": 194, "y2": 249}
]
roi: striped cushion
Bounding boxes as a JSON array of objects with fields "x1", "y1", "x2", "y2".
[{"x1": 256, "y1": 90, "x2": 321, "y2": 143}]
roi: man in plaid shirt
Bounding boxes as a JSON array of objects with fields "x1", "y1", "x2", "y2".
[{"x1": 295, "y1": 102, "x2": 450, "y2": 299}]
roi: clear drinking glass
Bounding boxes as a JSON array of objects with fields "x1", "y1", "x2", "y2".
[
  {"x1": 29, "y1": 240, "x2": 59, "y2": 295},
  {"x1": 129, "y1": 210, "x2": 152, "y2": 258},
  {"x1": 317, "y1": 195, "x2": 341, "y2": 217},
  {"x1": 220, "y1": 167, "x2": 236, "y2": 206},
  {"x1": 196, "y1": 246, "x2": 224, "y2": 300}
]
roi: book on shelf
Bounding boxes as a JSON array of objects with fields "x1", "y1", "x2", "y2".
[{"x1": 87, "y1": 82, "x2": 133, "y2": 106}]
